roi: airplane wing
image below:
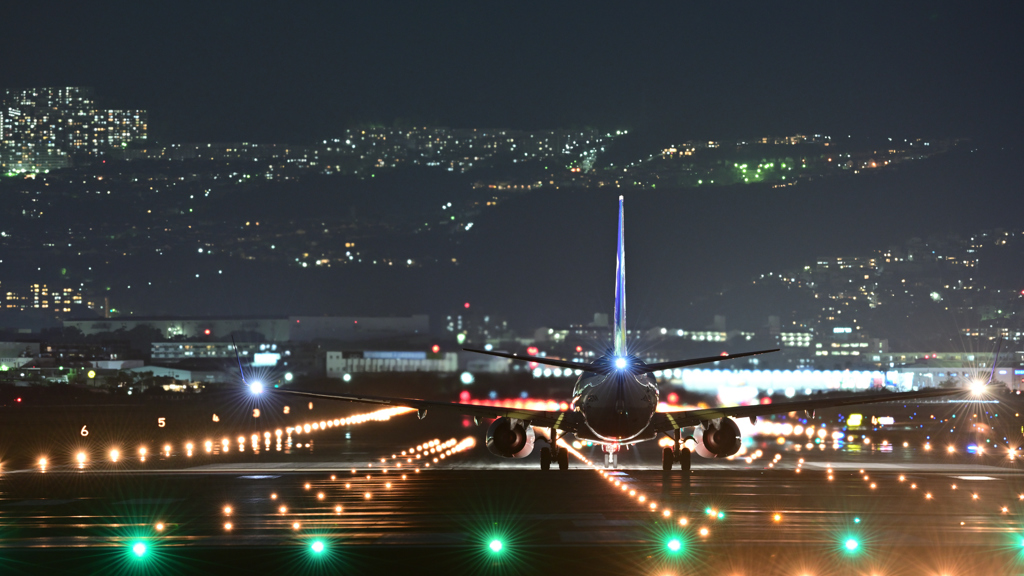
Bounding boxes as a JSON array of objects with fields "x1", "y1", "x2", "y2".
[
  {"x1": 462, "y1": 347, "x2": 780, "y2": 374},
  {"x1": 650, "y1": 386, "x2": 965, "y2": 432},
  {"x1": 275, "y1": 388, "x2": 585, "y2": 433}
]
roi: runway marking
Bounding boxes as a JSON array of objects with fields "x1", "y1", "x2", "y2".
[
  {"x1": 375, "y1": 533, "x2": 465, "y2": 544},
  {"x1": 571, "y1": 519, "x2": 643, "y2": 527},
  {"x1": 559, "y1": 530, "x2": 646, "y2": 543},
  {"x1": 1, "y1": 499, "x2": 79, "y2": 507}
]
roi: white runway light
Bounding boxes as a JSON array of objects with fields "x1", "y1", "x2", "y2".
[{"x1": 250, "y1": 381, "x2": 264, "y2": 395}]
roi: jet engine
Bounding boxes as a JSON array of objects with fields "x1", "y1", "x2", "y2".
[
  {"x1": 485, "y1": 417, "x2": 536, "y2": 458},
  {"x1": 694, "y1": 417, "x2": 742, "y2": 458}
]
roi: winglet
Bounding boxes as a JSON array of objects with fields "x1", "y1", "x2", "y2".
[{"x1": 613, "y1": 195, "x2": 626, "y2": 357}]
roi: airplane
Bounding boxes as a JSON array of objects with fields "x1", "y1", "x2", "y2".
[{"x1": 272, "y1": 196, "x2": 967, "y2": 470}]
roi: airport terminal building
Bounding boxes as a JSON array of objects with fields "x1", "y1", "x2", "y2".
[{"x1": 64, "y1": 315, "x2": 429, "y2": 342}]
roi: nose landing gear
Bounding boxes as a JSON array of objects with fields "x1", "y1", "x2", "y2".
[{"x1": 602, "y1": 444, "x2": 619, "y2": 468}]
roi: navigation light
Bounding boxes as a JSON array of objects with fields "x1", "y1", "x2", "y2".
[
  {"x1": 488, "y1": 539, "x2": 503, "y2": 553},
  {"x1": 250, "y1": 381, "x2": 264, "y2": 395},
  {"x1": 614, "y1": 357, "x2": 627, "y2": 370}
]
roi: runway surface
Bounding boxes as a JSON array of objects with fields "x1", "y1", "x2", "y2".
[{"x1": 1, "y1": 415, "x2": 1023, "y2": 574}]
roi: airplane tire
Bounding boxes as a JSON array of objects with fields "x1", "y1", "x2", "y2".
[
  {"x1": 540, "y1": 447, "x2": 551, "y2": 471},
  {"x1": 678, "y1": 447, "x2": 691, "y2": 472},
  {"x1": 557, "y1": 448, "x2": 569, "y2": 471},
  {"x1": 662, "y1": 447, "x2": 674, "y2": 471}
]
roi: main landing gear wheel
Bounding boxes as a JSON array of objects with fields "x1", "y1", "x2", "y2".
[
  {"x1": 662, "y1": 447, "x2": 674, "y2": 471},
  {"x1": 678, "y1": 447, "x2": 691, "y2": 472},
  {"x1": 540, "y1": 447, "x2": 551, "y2": 471},
  {"x1": 557, "y1": 447, "x2": 569, "y2": 471}
]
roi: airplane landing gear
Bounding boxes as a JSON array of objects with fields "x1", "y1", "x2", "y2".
[
  {"x1": 602, "y1": 445, "x2": 619, "y2": 469},
  {"x1": 678, "y1": 446, "x2": 691, "y2": 472},
  {"x1": 662, "y1": 447, "x2": 674, "y2": 471},
  {"x1": 540, "y1": 447, "x2": 551, "y2": 471},
  {"x1": 541, "y1": 429, "x2": 569, "y2": 470}
]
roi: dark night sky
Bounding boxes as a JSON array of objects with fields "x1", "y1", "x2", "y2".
[
  {"x1": 2, "y1": 1, "x2": 1021, "y2": 143},
  {"x1": 2, "y1": 2, "x2": 1022, "y2": 330}
]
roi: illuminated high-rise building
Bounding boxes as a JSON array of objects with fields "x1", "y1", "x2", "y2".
[{"x1": 1, "y1": 87, "x2": 147, "y2": 173}]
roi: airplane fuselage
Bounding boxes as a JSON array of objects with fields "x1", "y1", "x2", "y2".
[{"x1": 571, "y1": 356, "x2": 659, "y2": 443}]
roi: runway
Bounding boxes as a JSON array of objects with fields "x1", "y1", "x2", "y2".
[{"x1": 0, "y1": 415, "x2": 1022, "y2": 574}]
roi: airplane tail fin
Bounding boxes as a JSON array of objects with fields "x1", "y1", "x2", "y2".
[{"x1": 613, "y1": 195, "x2": 626, "y2": 357}]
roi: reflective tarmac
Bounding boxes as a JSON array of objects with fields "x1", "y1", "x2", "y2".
[{"x1": 1, "y1": 416, "x2": 1023, "y2": 574}]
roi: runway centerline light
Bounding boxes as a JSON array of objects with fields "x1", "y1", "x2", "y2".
[{"x1": 488, "y1": 539, "x2": 503, "y2": 553}]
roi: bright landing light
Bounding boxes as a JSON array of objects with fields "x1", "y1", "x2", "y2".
[
  {"x1": 249, "y1": 381, "x2": 264, "y2": 395},
  {"x1": 845, "y1": 538, "x2": 859, "y2": 551},
  {"x1": 132, "y1": 542, "x2": 147, "y2": 557},
  {"x1": 614, "y1": 357, "x2": 627, "y2": 369},
  {"x1": 311, "y1": 541, "x2": 325, "y2": 554},
  {"x1": 489, "y1": 539, "x2": 503, "y2": 552},
  {"x1": 667, "y1": 538, "x2": 682, "y2": 552}
]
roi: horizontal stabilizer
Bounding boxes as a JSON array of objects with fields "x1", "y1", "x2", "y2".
[
  {"x1": 462, "y1": 348, "x2": 594, "y2": 372},
  {"x1": 642, "y1": 348, "x2": 779, "y2": 373}
]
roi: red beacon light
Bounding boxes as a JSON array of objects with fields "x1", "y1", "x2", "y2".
[
  {"x1": 464, "y1": 302, "x2": 471, "y2": 309},
  {"x1": 431, "y1": 344, "x2": 440, "y2": 354},
  {"x1": 526, "y1": 346, "x2": 539, "y2": 356}
]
